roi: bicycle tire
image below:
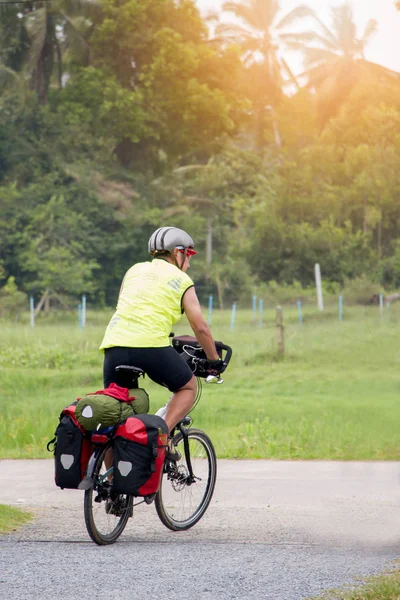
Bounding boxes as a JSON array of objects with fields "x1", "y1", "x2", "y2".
[
  {"x1": 83, "y1": 444, "x2": 133, "y2": 545},
  {"x1": 155, "y1": 428, "x2": 217, "y2": 531}
]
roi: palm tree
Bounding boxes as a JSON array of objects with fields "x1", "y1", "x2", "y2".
[
  {"x1": 0, "y1": 3, "x2": 30, "y2": 72},
  {"x1": 0, "y1": 3, "x2": 30, "y2": 105},
  {"x1": 214, "y1": 0, "x2": 315, "y2": 148},
  {"x1": 0, "y1": 0, "x2": 95, "y2": 104},
  {"x1": 288, "y1": 3, "x2": 399, "y2": 124}
]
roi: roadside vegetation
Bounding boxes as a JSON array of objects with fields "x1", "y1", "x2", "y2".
[
  {"x1": 0, "y1": 504, "x2": 33, "y2": 534},
  {"x1": 1, "y1": 303, "x2": 399, "y2": 460},
  {"x1": 309, "y1": 566, "x2": 400, "y2": 600}
]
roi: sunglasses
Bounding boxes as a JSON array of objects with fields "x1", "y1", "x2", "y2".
[{"x1": 177, "y1": 246, "x2": 197, "y2": 257}]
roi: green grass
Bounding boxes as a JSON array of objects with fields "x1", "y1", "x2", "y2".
[
  {"x1": 0, "y1": 504, "x2": 33, "y2": 533},
  {"x1": 1, "y1": 304, "x2": 400, "y2": 459},
  {"x1": 309, "y1": 567, "x2": 400, "y2": 599}
]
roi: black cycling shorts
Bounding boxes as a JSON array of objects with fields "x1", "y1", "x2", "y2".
[{"x1": 103, "y1": 346, "x2": 194, "y2": 393}]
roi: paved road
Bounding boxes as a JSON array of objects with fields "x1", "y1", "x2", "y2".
[{"x1": 1, "y1": 459, "x2": 400, "y2": 600}]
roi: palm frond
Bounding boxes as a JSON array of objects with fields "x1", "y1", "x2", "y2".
[
  {"x1": 278, "y1": 31, "x2": 338, "y2": 51},
  {"x1": 300, "y1": 46, "x2": 340, "y2": 69},
  {"x1": 0, "y1": 64, "x2": 19, "y2": 88},
  {"x1": 360, "y1": 18, "x2": 378, "y2": 45},
  {"x1": 173, "y1": 164, "x2": 214, "y2": 175},
  {"x1": 221, "y1": 0, "x2": 264, "y2": 31},
  {"x1": 215, "y1": 21, "x2": 255, "y2": 37},
  {"x1": 298, "y1": 58, "x2": 342, "y2": 88},
  {"x1": 275, "y1": 5, "x2": 316, "y2": 30},
  {"x1": 0, "y1": 64, "x2": 27, "y2": 103},
  {"x1": 222, "y1": 0, "x2": 252, "y2": 10},
  {"x1": 206, "y1": 35, "x2": 230, "y2": 46},
  {"x1": 254, "y1": 0, "x2": 279, "y2": 32},
  {"x1": 308, "y1": 14, "x2": 338, "y2": 48},
  {"x1": 204, "y1": 10, "x2": 220, "y2": 23},
  {"x1": 25, "y1": 7, "x2": 47, "y2": 74},
  {"x1": 331, "y1": 4, "x2": 356, "y2": 53},
  {"x1": 63, "y1": 15, "x2": 90, "y2": 63},
  {"x1": 240, "y1": 36, "x2": 263, "y2": 55},
  {"x1": 279, "y1": 56, "x2": 300, "y2": 90},
  {"x1": 215, "y1": 22, "x2": 257, "y2": 44}
]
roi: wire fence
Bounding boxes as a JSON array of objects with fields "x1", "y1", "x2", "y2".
[{"x1": 21, "y1": 290, "x2": 399, "y2": 331}]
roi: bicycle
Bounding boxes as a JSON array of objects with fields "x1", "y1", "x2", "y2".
[{"x1": 81, "y1": 336, "x2": 233, "y2": 545}]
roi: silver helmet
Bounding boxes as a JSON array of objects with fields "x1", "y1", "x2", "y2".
[{"x1": 148, "y1": 227, "x2": 195, "y2": 255}]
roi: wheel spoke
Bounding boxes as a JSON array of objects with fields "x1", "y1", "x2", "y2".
[
  {"x1": 155, "y1": 429, "x2": 217, "y2": 531},
  {"x1": 84, "y1": 445, "x2": 133, "y2": 545}
]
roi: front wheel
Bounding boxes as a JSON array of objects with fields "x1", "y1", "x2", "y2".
[
  {"x1": 155, "y1": 428, "x2": 217, "y2": 531},
  {"x1": 84, "y1": 445, "x2": 133, "y2": 545}
]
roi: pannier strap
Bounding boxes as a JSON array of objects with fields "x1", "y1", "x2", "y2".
[
  {"x1": 86, "y1": 383, "x2": 135, "y2": 404},
  {"x1": 46, "y1": 436, "x2": 56, "y2": 452}
]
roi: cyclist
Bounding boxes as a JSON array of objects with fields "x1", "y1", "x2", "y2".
[{"x1": 99, "y1": 226, "x2": 225, "y2": 455}]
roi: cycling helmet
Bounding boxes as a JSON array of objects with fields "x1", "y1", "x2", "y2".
[{"x1": 148, "y1": 227, "x2": 196, "y2": 255}]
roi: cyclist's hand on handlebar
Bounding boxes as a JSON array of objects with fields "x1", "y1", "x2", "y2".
[{"x1": 206, "y1": 358, "x2": 226, "y2": 376}]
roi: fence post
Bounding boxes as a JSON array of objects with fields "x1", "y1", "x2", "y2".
[
  {"x1": 208, "y1": 295, "x2": 213, "y2": 325},
  {"x1": 276, "y1": 306, "x2": 284, "y2": 356},
  {"x1": 297, "y1": 300, "x2": 302, "y2": 325},
  {"x1": 29, "y1": 296, "x2": 35, "y2": 327},
  {"x1": 315, "y1": 263, "x2": 324, "y2": 311},
  {"x1": 230, "y1": 303, "x2": 236, "y2": 331},
  {"x1": 252, "y1": 295, "x2": 257, "y2": 321},
  {"x1": 379, "y1": 293, "x2": 384, "y2": 320},
  {"x1": 82, "y1": 294, "x2": 86, "y2": 328},
  {"x1": 78, "y1": 302, "x2": 83, "y2": 330}
]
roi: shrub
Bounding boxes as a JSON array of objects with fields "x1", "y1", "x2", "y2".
[
  {"x1": 341, "y1": 276, "x2": 382, "y2": 305},
  {"x1": 0, "y1": 277, "x2": 28, "y2": 320}
]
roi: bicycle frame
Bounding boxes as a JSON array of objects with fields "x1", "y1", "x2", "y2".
[{"x1": 179, "y1": 423, "x2": 196, "y2": 484}]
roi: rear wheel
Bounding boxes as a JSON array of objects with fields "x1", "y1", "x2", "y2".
[
  {"x1": 84, "y1": 445, "x2": 133, "y2": 545},
  {"x1": 155, "y1": 428, "x2": 217, "y2": 531}
]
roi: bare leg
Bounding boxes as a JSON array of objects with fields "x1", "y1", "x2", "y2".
[{"x1": 164, "y1": 375, "x2": 197, "y2": 433}]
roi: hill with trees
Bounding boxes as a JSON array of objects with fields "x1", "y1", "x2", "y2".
[{"x1": 1, "y1": 0, "x2": 400, "y2": 311}]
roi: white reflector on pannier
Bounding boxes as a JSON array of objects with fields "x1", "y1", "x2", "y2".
[
  {"x1": 82, "y1": 406, "x2": 94, "y2": 418},
  {"x1": 60, "y1": 454, "x2": 74, "y2": 470},
  {"x1": 118, "y1": 461, "x2": 133, "y2": 477}
]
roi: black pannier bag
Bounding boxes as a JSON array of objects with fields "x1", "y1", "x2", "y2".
[
  {"x1": 112, "y1": 414, "x2": 168, "y2": 497},
  {"x1": 47, "y1": 403, "x2": 92, "y2": 490}
]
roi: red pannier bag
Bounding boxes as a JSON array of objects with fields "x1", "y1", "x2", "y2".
[
  {"x1": 47, "y1": 402, "x2": 93, "y2": 490},
  {"x1": 112, "y1": 415, "x2": 168, "y2": 497}
]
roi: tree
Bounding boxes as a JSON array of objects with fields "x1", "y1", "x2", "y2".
[
  {"x1": 290, "y1": 3, "x2": 399, "y2": 124},
  {"x1": 63, "y1": 0, "x2": 246, "y2": 169},
  {"x1": 214, "y1": 0, "x2": 315, "y2": 149},
  {"x1": 0, "y1": 0, "x2": 94, "y2": 104}
]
